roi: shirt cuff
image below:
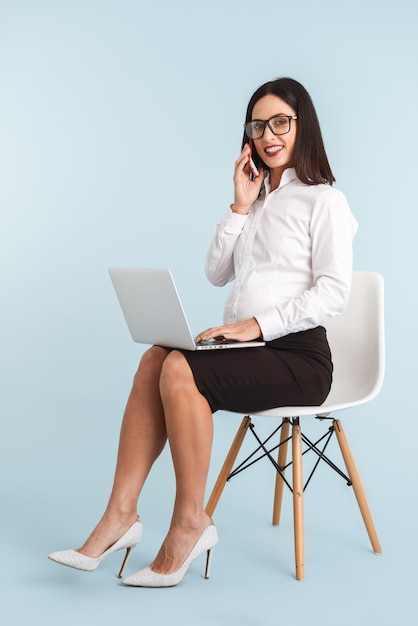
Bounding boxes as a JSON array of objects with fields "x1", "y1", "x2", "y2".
[
  {"x1": 255, "y1": 308, "x2": 286, "y2": 342},
  {"x1": 220, "y1": 209, "x2": 249, "y2": 235}
]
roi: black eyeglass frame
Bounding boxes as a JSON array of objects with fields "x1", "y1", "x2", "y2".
[{"x1": 244, "y1": 115, "x2": 298, "y2": 139}]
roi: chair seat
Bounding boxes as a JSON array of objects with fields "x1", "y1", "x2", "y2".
[{"x1": 250, "y1": 397, "x2": 372, "y2": 418}]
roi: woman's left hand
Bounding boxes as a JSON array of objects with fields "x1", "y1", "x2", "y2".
[{"x1": 196, "y1": 318, "x2": 262, "y2": 343}]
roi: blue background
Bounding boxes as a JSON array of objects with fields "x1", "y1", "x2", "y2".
[{"x1": 0, "y1": 1, "x2": 416, "y2": 624}]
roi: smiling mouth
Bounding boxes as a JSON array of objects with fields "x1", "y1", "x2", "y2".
[{"x1": 264, "y1": 145, "x2": 284, "y2": 157}]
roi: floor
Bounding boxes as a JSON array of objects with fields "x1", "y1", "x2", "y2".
[{"x1": 2, "y1": 400, "x2": 413, "y2": 626}]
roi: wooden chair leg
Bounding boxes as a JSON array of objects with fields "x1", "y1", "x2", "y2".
[
  {"x1": 292, "y1": 419, "x2": 304, "y2": 580},
  {"x1": 205, "y1": 416, "x2": 251, "y2": 518},
  {"x1": 272, "y1": 418, "x2": 291, "y2": 526},
  {"x1": 333, "y1": 418, "x2": 382, "y2": 554}
]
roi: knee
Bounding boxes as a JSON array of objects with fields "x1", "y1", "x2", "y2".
[
  {"x1": 132, "y1": 346, "x2": 170, "y2": 390},
  {"x1": 159, "y1": 350, "x2": 194, "y2": 398}
]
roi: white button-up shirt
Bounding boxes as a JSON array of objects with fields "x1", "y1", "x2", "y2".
[{"x1": 205, "y1": 168, "x2": 358, "y2": 341}]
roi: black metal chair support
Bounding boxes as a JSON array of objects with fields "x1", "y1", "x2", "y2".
[{"x1": 226, "y1": 416, "x2": 351, "y2": 494}]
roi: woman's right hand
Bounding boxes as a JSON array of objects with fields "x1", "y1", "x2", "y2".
[{"x1": 231, "y1": 144, "x2": 264, "y2": 214}]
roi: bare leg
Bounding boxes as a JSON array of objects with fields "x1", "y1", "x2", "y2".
[
  {"x1": 149, "y1": 350, "x2": 213, "y2": 574},
  {"x1": 76, "y1": 346, "x2": 170, "y2": 557}
]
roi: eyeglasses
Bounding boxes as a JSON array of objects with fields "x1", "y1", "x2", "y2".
[{"x1": 244, "y1": 115, "x2": 298, "y2": 139}]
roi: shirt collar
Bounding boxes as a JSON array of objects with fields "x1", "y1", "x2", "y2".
[{"x1": 264, "y1": 167, "x2": 298, "y2": 194}]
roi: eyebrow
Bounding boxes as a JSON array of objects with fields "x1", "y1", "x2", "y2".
[{"x1": 251, "y1": 113, "x2": 288, "y2": 120}]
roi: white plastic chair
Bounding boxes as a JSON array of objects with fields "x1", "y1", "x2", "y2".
[{"x1": 205, "y1": 271, "x2": 385, "y2": 580}]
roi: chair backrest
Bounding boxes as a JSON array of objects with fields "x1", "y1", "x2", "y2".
[{"x1": 323, "y1": 271, "x2": 385, "y2": 409}]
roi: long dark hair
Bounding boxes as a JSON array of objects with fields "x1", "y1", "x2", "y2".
[{"x1": 242, "y1": 77, "x2": 335, "y2": 185}]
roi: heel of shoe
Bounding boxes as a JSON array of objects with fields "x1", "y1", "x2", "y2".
[
  {"x1": 204, "y1": 548, "x2": 213, "y2": 580},
  {"x1": 117, "y1": 546, "x2": 134, "y2": 579}
]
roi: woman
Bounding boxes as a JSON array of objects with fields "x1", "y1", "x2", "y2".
[{"x1": 48, "y1": 77, "x2": 357, "y2": 587}]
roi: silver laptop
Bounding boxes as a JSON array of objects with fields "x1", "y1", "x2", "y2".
[{"x1": 108, "y1": 268, "x2": 265, "y2": 351}]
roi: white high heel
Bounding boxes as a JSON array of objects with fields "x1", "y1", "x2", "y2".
[
  {"x1": 48, "y1": 517, "x2": 142, "y2": 578},
  {"x1": 122, "y1": 522, "x2": 218, "y2": 588}
]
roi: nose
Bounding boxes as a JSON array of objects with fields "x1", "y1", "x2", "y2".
[{"x1": 263, "y1": 123, "x2": 276, "y2": 140}]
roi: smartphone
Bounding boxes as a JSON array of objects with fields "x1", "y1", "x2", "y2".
[{"x1": 248, "y1": 139, "x2": 259, "y2": 178}]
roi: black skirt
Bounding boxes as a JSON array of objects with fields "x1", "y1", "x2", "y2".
[{"x1": 178, "y1": 326, "x2": 333, "y2": 413}]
